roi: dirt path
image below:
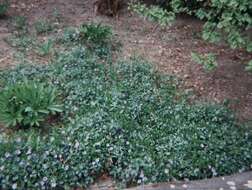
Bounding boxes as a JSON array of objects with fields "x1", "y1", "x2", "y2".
[{"x1": 1, "y1": 0, "x2": 252, "y2": 121}]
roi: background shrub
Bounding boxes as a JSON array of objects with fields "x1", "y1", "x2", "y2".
[
  {"x1": 132, "y1": 0, "x2": 252, "y2": 70},
  {"x1": 129, "y1": 2, "x2": 175, "y2": 27},
  {"x1": 0, "y1": 81, "x2": 62, "y2": 128}
]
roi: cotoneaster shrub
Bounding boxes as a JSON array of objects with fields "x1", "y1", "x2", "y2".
[{"x1": 0, "y1": 47, "x2": 252, "y2": 189}]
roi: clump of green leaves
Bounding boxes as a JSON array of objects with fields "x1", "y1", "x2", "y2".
[
  {"x1": 129, "y1": 3, "x2": 175, "y2": 27},
  {"x1": 12, "y1": 16, "x2": 27, "y2": 32},
  {"x1": 0, "y1": 81, "x2": 62, "y2": 128},
  {"x1": 34, "y1": 19, "x2": 53, "y2": 34},
  {"x1": 79, "y1": 23, "x2": 112, "y2": 45},
  {"x1": 245, "y1": 60, "x2": 252, "y2": 72},
  {"x1": 77, "y1": 23, "x2": 119, "y2": 57},
  {"x1": 0, "y1": 0, "x2": 8, "y2": 17},
  {"x1": 56, "y1": 24, "x2": 117, "y2": 57},
  {"x1": 37, "y1": 39, "x2": 54, "y2": 56},
  {"x1": 191, "y1": 52, "x2": 218, "y2": 71},
  {"x1": 57, "y1": 27, "x2": 79, "y2": 43}
]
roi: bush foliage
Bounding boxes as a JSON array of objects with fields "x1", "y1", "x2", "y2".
[
  {"x1": 162, "y1": 0, "x2": 251, "y2": 50},
  {"x1": 191, "y1": 52, "x2": 217, "y2": 72},
  {"x1": 132, "y1": 0, "x2": 252, "y2": 70},
  {"x1": 0, "y1": 45, "x2": 252, "y2": 189}
]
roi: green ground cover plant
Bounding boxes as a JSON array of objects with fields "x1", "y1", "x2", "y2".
[
  {"x1": 0, "y1": 44, "x2": 252, "y2": 189},
  {"x1": 191, "y1": 52, "x2": 217, "y2": 72},
  {"x1": 34, "y1": 19, "x2": 53, "y2": 34},
  {"x1": 5, "y1": 34, "x2": 36, "y2": 52},
  {"x1": 11, "y1": 16, "x2": 27, "y2": 32},
  {"x1": 37, "y1": 39, "x2": 54, "y2": 56},
  {"x1": 56, "y1": 23, "x2": 120, "y2": 58},
  {"x1": 129, "y1": 2, "x2": 175, "y2": 28}
]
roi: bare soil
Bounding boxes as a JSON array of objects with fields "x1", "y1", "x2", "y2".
[{"x1": 0, "y1": 0, "x2": 252, "y2": 122}]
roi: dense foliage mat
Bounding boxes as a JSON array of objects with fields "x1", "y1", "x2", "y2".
[{"x1": 0, "y1": 47, "x2": 252, "y2": 189}]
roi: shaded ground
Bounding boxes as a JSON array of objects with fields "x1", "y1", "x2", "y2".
[
  {"x1": 86, "y1": 171, "x2": 252, "y2": 190},
  {"x1": 0, "y1": 0, "x2": 252, "y2": 122},
  {"x1": 127, "y1": 171, "x2": 252, "y2": 190}
]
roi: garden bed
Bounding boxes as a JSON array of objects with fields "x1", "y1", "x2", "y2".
[{"x1": 0, "y1": 0, "x2": 252, "y2": 189}]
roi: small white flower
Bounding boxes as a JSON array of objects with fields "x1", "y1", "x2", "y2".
[
  {"x1": 5, "y1": 152, "x2": 10, "y2": 158},
  {"x1": 50, "y1": 137, "x2": 55, "y2": 142},
  {"x1": 12, "y1": 183, "x2": 17, "y2": 189},
  {"x1": 211, "y1": 168, "x2": 217, "y2": 176},
  {"x1": 0, "y1": 165, "x2": 4, "y2": 171},
  {"x1": 182, "y1": 184, "x2": 188, "y2": 188},
  {"x1": 238, "y1": 168, "x2": 245, "y2": 173},
  {"x1": 40, "y1": 181, "x2": 45, "y2": 186},
  {"x1": 170, "y1": 184, "x2": 175, "y2": 189},
  {"x1": 15, "y1": 150, "x2": 21, "y2": 155},
  {"x1": 19, "y1": 161, "x2": 25, "y2": 167},
  {"x1": 26, "y1": 149, "x2": 32, "y2": 155},
  {"x1": 43, "y1": 177, "x2": 48, "y2": 182},
  {"x1": 74, "y1": 141, "x2": 80, "y2": 149},
  {"x1": 65, "y1": 165, "x2": 69, "y2": 171},
  {"x1": 139, "y1": 170, "x2": 144, "y2": 178},
  {"x1": 227, "y1": 181, "x2": 236, "y2": 186},
  {"x1": 164, "y1": 169, "x2": 169, "y2": 174},
  {"x1": 43, "y1": 164, "x2": 48, "y2": 169},
  {"x1": 51, "y1": 181, "x2": 57, "y2": 188}
]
